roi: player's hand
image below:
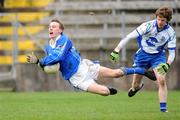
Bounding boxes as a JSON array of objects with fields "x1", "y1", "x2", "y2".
[
  {"x1": 27, "y1": 52, "x2": 39, "y2": 64},
  {"x1": 156, "y1": 63, "x2": 170, "y2": 75},
  {"x1": 110, "y1": 51, "x2": 119, "y2": 63}
]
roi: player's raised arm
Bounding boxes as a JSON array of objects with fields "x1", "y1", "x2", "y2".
[{"x1": 110, "y1": 30, "x2": 139, "y2": 63}]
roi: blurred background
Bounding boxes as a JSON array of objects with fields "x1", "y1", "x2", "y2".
[{"x1": 0, "y1": 0, "x2": 179, "y2": 92}]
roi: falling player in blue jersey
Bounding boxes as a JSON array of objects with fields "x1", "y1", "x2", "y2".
[
  {"x1": 27, "y1": 19, "x2": 155, "y2": 96},
  {"x1": 110, "y1": 6, "x2": 176, "y2": 112}
]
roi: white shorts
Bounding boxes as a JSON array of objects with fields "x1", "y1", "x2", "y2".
[{"x1": 69, "y1": 59, "x2": 100, "y2": 91}]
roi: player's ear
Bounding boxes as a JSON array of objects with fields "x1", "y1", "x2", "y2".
[{"x1": 58, "y1": 29, "x2": 63, "y2": 35}]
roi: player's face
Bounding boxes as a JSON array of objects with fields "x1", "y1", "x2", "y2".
[
  {"x1": 156, "y1": 16, "x2": 167, "y2": 29},
  {"x1": 48, "y1": 22, "x2": 62, "y2": 39}
]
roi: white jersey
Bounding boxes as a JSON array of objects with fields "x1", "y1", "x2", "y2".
[{"x1": 136, "y1": 19, "x2": 176, "y2": 54}]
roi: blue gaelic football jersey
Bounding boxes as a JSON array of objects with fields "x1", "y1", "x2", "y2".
[
  {"x1": 40, "y1": 33, "x2": 81, "y2": 80},
  {"x1": 136, "y1": 19, "x2": 176, "y2": 54}
]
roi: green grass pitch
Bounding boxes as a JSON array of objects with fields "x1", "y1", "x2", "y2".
[{"x1": 0, "y1": 91, "x2": 180, "y2": 120}]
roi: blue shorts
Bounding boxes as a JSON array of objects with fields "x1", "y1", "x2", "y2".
[{"x1": 133, "y1": 49, "x2": 166, "y2": 69}]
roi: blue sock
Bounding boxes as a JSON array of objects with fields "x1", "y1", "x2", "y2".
[
  {"x1": 160, "y1": 102, "x2": 167, "y2": 112},
  {"x1": 121, "y1": 67, "x2": 145, "y2": 75}
]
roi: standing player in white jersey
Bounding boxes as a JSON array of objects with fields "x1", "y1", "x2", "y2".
[{"x1": 110, "y1": 6, "x2": 176, "y2": 112}]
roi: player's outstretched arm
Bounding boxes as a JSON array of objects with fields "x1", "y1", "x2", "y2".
[{"x1": 27, "y1": 52, "x2": 60, "y2": 74}]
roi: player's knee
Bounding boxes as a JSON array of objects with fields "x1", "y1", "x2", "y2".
[
  {"x1": 113, "y1": 70, "x2": 124, "y2": 78},
  {"x1": 157, "y1": 77, "x2": 166, "y2": 87}
]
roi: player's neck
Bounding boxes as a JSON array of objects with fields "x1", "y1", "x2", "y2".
[
  {"x1": 52, "y1": 37, "x2": 57, "y2": 41},
  {"x1": 52, "y1": 35, "x2": 61, "y2": 41}
]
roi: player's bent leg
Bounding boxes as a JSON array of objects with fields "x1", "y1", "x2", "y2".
[
  {"x1": 120, "y1": 67, "x2": 156, "y2": 81},
  {"x1": 128, "y1": 74, "x2": 144, "y2": 97},
  {"x1": 128, "y1": 82, "x2": 144, "y2": 97},
  {"x1": 87, "y1": 83, "x2": 117, "y2": 96},
  {"x1": 144, "y1": 70, "x2": 157, "y2": 81},
  {"x1": 98, "y1": 66, "x2": 124, "y2": 78}
]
